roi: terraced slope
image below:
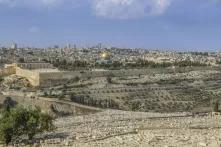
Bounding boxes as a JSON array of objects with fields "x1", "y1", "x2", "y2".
[{"x1": 42, "y1": 67, "x2": 221, "y2": 113}]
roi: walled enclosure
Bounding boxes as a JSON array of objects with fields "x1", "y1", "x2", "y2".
[{"x1": 2, "y1": 63, "x2": 213, "y2": 87}]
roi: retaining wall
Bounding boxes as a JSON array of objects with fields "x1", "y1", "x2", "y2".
[
  {"x1": 16, "y1": 67, "x2": 39, "y2": 86},
  {"x1": 0, "y1": 67, "x2": 16, "y2": 77},
  {"x1": 0, "y1": 93, "x2": 101, "y2": 116}
]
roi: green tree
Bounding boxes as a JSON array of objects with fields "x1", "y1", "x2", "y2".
[
  {"x1": 0, "y1": 107, "x2": 54, "y2": 144},
  {"x1": 213, "y1": 100, "x2": 220, "y2": 112},
  {"x1": 2, "y1": 97, "x2": 17, "y2": 112},
  {"x1": 106, "y1": 77, "x2": 112, "y2": 84},
  {"x1": 106, "y1": 73, "x2": 114, "y2": 84}
]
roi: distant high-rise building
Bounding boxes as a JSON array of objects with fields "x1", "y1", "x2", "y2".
[
  {"x1": 66, "y1": 43, "x2": 71, "y2": 49},
  {"x1": 74, "y1": 44, "x2": 77, "y2": 50},
  {"x1": 98, "y1": 43, "x2": 102, "y2": 50},
  {"x1": 9, "y1": 43, "x2": 17, "y2": 62},
  {"x1": 11, "y1": 43, "x2": 17, "y2": 50}
]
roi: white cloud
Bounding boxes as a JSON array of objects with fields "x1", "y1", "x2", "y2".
[
  {"x1": 0, "y1": 0, "x2": 171, "y2": 19},
  {"x1": 92, "y1": 0, "x2": 171, "y2": 19}
]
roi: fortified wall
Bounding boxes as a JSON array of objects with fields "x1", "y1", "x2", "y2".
[
  {"x1": 0, "y1": 66, "x2": 16, "y2": 77},
  {"x1": 32, "y1": 67, "x2": 213, "y2": 87},
  {"x1": 2, "y1": 63, "x2": 212, "y2": 87},
  {"x1": 38, "y1": 69, "x2": 156, "y2": 87},
  {"x1": 16, "y1": 63, "x2": 54, "y2": 69},
  {"x1": 16, "y1": 67, "x2": 40, "y2": 87},
  {"x1": 16, "y1": 67, "x2": 158, "y2": 87},
  {"x1": 4, "y1": 63, "x2": 55, "y2": 87},
  {"x1": 39, "y1": 71, "x2": 81, "y2": 87}
]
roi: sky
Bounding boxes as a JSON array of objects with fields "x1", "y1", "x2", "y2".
[{"x1": 0, "y1": 0, "x2": 221, "y2": 51}]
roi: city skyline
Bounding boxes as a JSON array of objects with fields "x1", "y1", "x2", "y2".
[{"x1": 1, "y1": 0, "x2": 221, "y2": 51}]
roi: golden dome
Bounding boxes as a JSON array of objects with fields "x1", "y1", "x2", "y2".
[{"x1": 100, "y1": 52, "x2": 110, "y2": 60}]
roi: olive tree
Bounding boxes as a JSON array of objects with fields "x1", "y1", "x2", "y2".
[
  {"x1": 0, "y1": 107, "x2": 54, "y2": 144},
  {"x1": 2, "y1": 97, "x2": 17, "y2": 112}
]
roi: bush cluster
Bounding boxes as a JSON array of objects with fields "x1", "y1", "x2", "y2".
[{"x1": 0, "y1": 106, "x2": 54, "y2": 144}]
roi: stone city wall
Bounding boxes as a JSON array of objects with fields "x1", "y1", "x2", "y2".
[
  {"x1": 0, "y1": 67, "x2": 16, "y2": 77},
  {"x1": 12, "y1": 66, "x2": 216, "y2": 87},
  {"x1": 67, "y1": 69, "x2": 162, "y2": 79},
  {"x1": 16, "y1": 63, "x2": 54, "y2": 69},
  {"x1": 37, "y1": 69, "x2": 157, "y2": 87},
  {"x1": 16, "y1": 67, "x2": 40, "y2": 86},
  {"x1": 39, "y1": 71, "x2": 81, "y2": 87},
  {"x1": 37, "y1": 68, "x2": 174, "y2": 87}
]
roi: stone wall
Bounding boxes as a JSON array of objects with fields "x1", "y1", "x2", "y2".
[
  {"x1": 80, "y1": 69, "x2": 151, "y2": 78},
  {"x1": 0, "y1": 93, "x2": 101, "y2": 116},
  {"x1": 0, "y1": 67, "x2": 16, "y2": 77},
  {"x1": 16, "y1": 63, "x2": 54, "y2": 69},
  {"x1": 38, "y1": 69, "x2": 155, "y2": 87},
  {"x1": 16, "y1": 67, "x2": 40, "y2": 86},
  {"x1": 37, "y1": 68, "x2": 198, "y2": 87},
  {"x1": 39, "y1": 71, "x2": 81, "y2": 87},
  {"x1": 3, "y1": 65, "x2": 213, "y2": 87}
]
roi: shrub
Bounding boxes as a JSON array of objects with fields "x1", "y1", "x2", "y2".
[
  {"x1": 2, "y1": 97, "x2": 17, "y2": 112},
  {"x1": 73, "y1": 76, "x2": 80, "y2": 82},
  {"x1": 0, "y1": 77, "x2": 4, "y2": 83},
  {"x1": 44, "y1": 92, "x2": 48, "y2": 97},
  {"x1": 0, "y1": 107, "x2": 54, "y2": 144},
  {"x1": 213, "y1": 100, "x2": 220, "y2": 112},
  {"x1": 106, "y1": 77, "x2": 112, "y2": 84}
]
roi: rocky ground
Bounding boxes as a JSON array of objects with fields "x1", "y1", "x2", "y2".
[{"x1": 22, "y1": 110, "x2": 221, "y2": 147}]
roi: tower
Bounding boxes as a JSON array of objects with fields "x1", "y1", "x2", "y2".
[
  {"x1": 10, "y1": 42, "x2": 17, "y2": 63},
  {"x1": 66, "y1": 43, "x2": 71, "y2": 49},
  {"x1": 98, "y1": 43, "x2": 102, "y2": 50},
  {"x1": 11, "y1": 43, "x2": 17, "y2": 50},
  {"x1": 74, "y1": 44, "x2": 77, "y2": 50}
]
